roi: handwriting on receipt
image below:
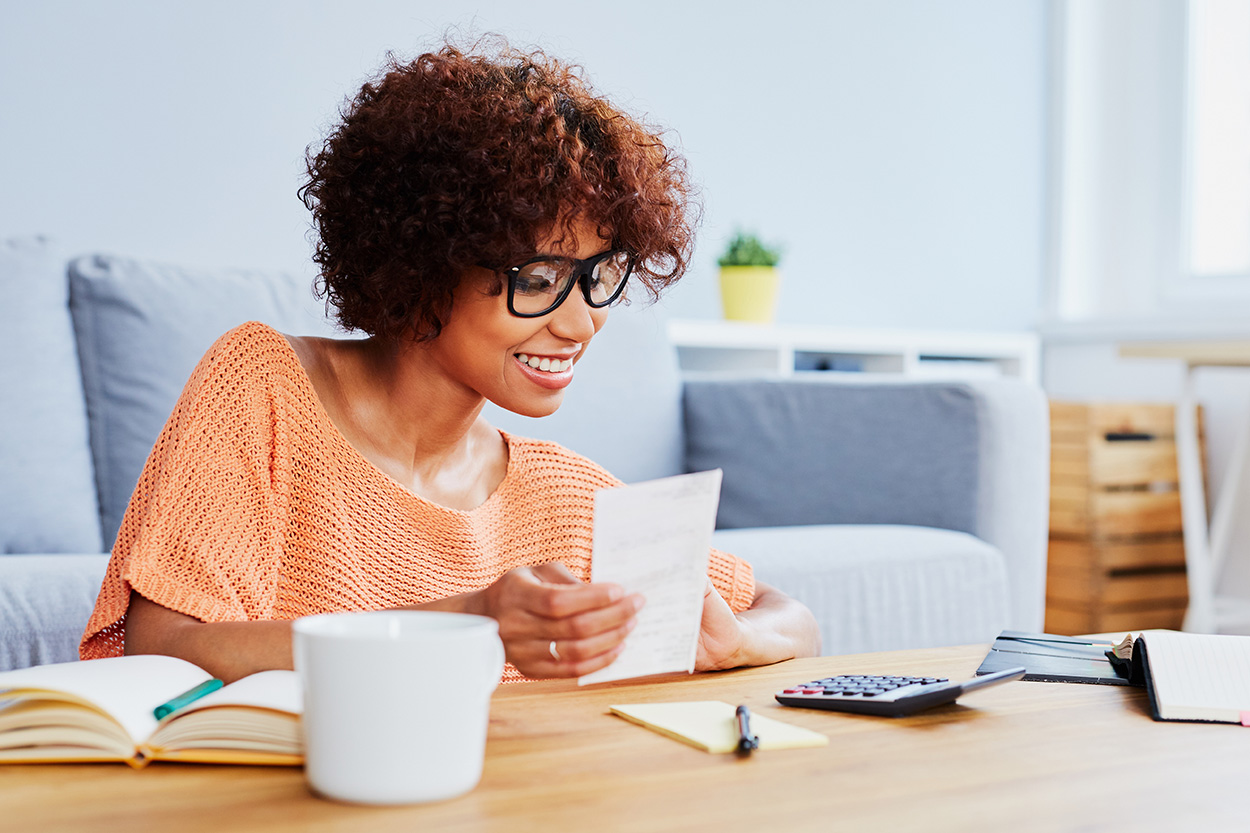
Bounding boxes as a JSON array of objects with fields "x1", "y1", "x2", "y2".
[{"x1": 579, "y1": 469, "x2": 722, "y2": 686}]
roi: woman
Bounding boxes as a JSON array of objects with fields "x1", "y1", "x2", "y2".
[{"x1": 80, "y1": 40, "x2": 820, "y2": 683}]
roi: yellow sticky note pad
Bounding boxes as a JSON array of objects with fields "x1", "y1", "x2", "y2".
[{"x1": 610, "y1": 701, "x2": 828, "y2": 753}]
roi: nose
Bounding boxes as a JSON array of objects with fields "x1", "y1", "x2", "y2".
[{"x1": 546, "y1": 279, "x2": 602, "y2": 343}]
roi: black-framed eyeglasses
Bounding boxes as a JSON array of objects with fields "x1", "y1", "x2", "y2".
[{"x1": 502, "y1": 250, "x2": 634, "y2": 318}]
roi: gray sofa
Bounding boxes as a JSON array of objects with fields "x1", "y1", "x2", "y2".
[{"x1": 0, "y1": 235, "x2": 1050, "y2": 672}]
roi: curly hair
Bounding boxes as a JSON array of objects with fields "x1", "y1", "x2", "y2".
[{"x1": 300, "y1": 38, "x2": 699, "y2": 342}]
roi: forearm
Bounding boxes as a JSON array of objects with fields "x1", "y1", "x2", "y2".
[
  {"x1": 124, "y1": 590, "x2": 483, "y2": 683},
  {"x1": 126, "y1": 617, "x2": 297, "y2": 683}
]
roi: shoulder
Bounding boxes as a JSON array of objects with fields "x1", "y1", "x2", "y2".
[
  {"x1": 200, "y1": 321, "x2": 297, "y2": 371},
  {"x1": 169, "y1": 322, "x2": 313, "y2": 429},
  {"x1": 187, "y1": 322, "x2": 304, "y2": 393},
  {"x1": 502, "y1": 433, "x2": 625, "y2": 491}
]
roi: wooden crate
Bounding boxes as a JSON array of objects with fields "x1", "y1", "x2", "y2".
[
  {"x1": 1049, "y1": 402, "x2": 1184, "y2": 538},
  {"x1": 1045, "y1": 401, "x2": 1197, "y2": 635},
  {"x1": 1045, "y1": 538, "x2": 1189, "y2": 634},
  {"x1": 1045, "y1": 602, "x2": 1189, "y2": 635}
]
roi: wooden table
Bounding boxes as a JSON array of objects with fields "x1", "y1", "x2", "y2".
[
  {"x1": 3, "y1": 645, "x2": 1248, "y2": 832},
  {"x1": 1120, "y1": 340, "x2": 1250, "y2": 633}
]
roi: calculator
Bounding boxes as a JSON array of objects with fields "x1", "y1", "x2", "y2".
[{"x1": 774, "y1": 665, "x2": 1027, "y2": 717}]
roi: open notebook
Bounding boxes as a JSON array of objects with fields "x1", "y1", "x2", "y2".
[
  {"x1": 0, "y1": 655, "x2": 301, "y2": 766},
  {"x1": 1133, "y1": 630, "x2": 1250, "y2": 725}
]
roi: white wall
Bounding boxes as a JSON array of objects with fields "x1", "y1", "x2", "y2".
[{"x1": 0, "y1": 0, "x2": 1048, "y2": 331}]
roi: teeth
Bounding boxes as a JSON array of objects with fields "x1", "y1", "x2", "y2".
[{"x1": 517, "y1": 354, "x2": 572, "y2": 373}]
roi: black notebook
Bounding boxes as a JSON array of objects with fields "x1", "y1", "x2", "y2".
[{"x1": 975, "y1": 630, "x2": 1135, "y2": 685}]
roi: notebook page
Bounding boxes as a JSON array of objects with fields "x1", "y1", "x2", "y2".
[
  {"x1": 146, "y1": 671, "x2": 303, "y2": 756},
  {"x1": 169, "y1": 670, "x2": 302, "y2": 717},
  {"x1": 580, "y1": 470, "x2": 722, "y2": 686},
  {"x1": 1142, "y1": 631, "x2": 1250, "y2": 721},
  {"x1": 0, "y1": 655, "x2": 211, "y2": 745}
]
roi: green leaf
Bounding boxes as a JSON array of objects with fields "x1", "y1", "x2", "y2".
[{"x1": 716, "y1": 230, "x2": 782, "y2": 267}]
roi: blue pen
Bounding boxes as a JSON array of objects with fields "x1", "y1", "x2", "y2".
[{"x1": 154, "y1": 679, "x2": 224, "y2": 720}]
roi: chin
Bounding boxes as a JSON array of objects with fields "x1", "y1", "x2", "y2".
[{"x1": 497, "y1": 392, "x2": 565, "y2": 419}]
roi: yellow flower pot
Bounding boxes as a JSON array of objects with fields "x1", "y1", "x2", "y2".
[{"x1": 719, "y1": 266, "x2": 780, "y2": 323}]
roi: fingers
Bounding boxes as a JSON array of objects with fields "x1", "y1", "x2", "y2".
[
  {"x1": 538, "y1": 616, "x2": 637, "y2": 677},
  {"x1": 522, "y1": 567, "x2": 625, "y2": 620},
  {"x1": 511, "y1": 590, "x2": 645, "y2": 675},
  {"x1": 540, "y1": 591, "x2": 644, "y2": 641},
  {"x1": 481, "y1": 564, "x2": 646, "y2": 678}
]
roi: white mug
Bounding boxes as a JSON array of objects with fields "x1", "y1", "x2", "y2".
[{"x1": 292, "y1": 610, "x2": 505, "y2": 805}]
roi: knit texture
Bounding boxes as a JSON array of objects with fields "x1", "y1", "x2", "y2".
[{"x1": 80, "y1": 322, "x2": 755, "y2": 682}]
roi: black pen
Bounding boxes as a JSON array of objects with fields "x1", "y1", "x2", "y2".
[{"x1": 735, "y1": 704, "x2": 759, "y2": 756}]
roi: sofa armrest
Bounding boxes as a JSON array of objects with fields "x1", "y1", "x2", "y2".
[
  {"x1": 967, "y1": 377, "x2": 1050, "y2": 632},
  {"x1": 0, "y1": 554, "x2": 109, "y2": 671},
  {"x1": 682, "y1": 376, "x2": 1048, "y2": 631}
]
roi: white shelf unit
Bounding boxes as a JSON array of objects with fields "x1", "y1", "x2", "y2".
[{"x1": 667, "y1": 319, "x2": 1041, "y2": 384}]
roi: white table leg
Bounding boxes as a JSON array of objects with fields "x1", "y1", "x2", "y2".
[
  {"x1": 1208, "y1": 397, "x2": 1250, "y2": 629},
  {"x1": 1177, "y1": 374, "x2": 1215, "y2": 632}
]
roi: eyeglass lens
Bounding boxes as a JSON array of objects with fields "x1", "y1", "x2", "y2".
[{"x1": 510, "y1": 252, "x2": 630, "y2": 316}]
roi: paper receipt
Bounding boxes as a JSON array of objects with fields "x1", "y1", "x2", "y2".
[{"x1": 578, "y1": 469, "x2": 723, "y2": 686}]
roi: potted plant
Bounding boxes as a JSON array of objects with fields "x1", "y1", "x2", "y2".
[{"x1": 717, "y1": 231, "x2": 782, "y2": 323}]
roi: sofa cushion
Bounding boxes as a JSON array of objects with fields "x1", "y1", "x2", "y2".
[
  {"x1": 481, "y1": 300, "x2": 684, "y2": 483},
  {"x1": 713, "y1": 524, "x2": 1009, "y2": 655},
  {"x1": 68, "y1": 254, "x2": 340, "y2": 548},
  {"x1": 685, "y1": 378, "x2": 981, "y2": 532},
  {"x1": 0, "y1": 237, "x2": 103, "y2": 554},
  {"x1": 0, "y1": 554, "x2": 110, "y2": 671}
]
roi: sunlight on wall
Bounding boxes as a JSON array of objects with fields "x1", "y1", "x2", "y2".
[{"x1": 1188, "y1": 0, "x2": 1250, "y2": 278}]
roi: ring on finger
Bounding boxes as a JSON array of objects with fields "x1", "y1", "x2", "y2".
[{"x1": 548, "y1": 640, "x2": 561, "y2": 662}]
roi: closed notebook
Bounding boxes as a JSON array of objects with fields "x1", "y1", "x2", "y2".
[
  {"x1": 610, "y1": 701, "x2": 828, "y2": 753},
  {"x1": 0, "y1": 655, "x2": 301, "y2": 767},
  {"x1": 975, "y1": 630, "x2": 1133, "y2": 685}
]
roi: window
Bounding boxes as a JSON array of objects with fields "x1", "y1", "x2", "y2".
[
  {"x1": 1047, "y1": 0, "x2": 1250, "y2": 326},
  {"x1": 1186, "y1": 0, "x2": 1250, "y2": 280}
]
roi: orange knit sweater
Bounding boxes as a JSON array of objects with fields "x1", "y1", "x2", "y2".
[{"x1": 80, "y1": 322, "x2": 755, "y2": 681}]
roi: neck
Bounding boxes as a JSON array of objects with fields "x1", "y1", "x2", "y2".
[{"x1": 347, "y1": 336, "x2": 489, "y2": 470}]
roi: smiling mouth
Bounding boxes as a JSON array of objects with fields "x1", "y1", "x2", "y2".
[{"x1": 516, "y1": 353, "x2": 573, "y2": 373}]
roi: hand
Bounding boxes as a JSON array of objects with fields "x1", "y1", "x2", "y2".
[
  {"x1": 471, "y1": 562, "x2": 644, "y2": 678},
  {"x1": 694, "y1": 579, "x2": 751, "y2": 672}
]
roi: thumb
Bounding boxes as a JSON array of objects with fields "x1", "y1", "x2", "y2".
[{"x1": 532, "y1": 561, "x2": 584, "y2": 586}]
